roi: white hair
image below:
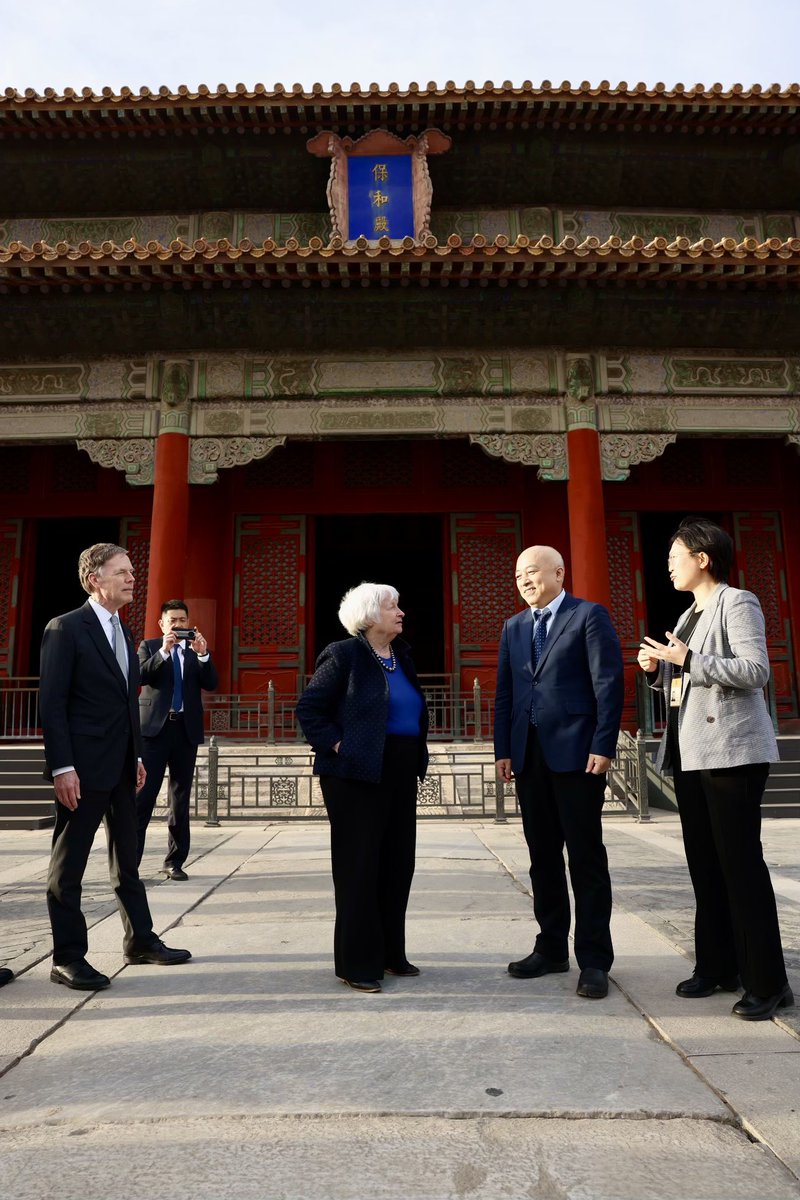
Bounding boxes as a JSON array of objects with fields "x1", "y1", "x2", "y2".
[{"x1": 338, "y1": 582, "x2": 399, "y2": 636}]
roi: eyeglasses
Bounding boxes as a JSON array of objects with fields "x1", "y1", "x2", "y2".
[{"x1": 667, "y1": 550, "x2": 696, "y2": 566}]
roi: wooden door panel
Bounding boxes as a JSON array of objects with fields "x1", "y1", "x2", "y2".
[
  {"x1": 450, "y1": 513, "x2": 521, "y2": 694},
  {"x1": 233, "y1": 515, "x2": 306, "y2": 698},
  {"x1": 120, "y1": 516, "x2": 151, "y2": 646},
  {"x1": 734, "y1": 511, "x2": 797, "y2": 720},
  {"x1": 0, "y1": 519, "x2": 23, "y2": 676},
  {"x1": 606, "y1": 511, "x2": 647, "y2": 732}
]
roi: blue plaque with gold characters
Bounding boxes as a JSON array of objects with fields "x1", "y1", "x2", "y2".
[
  {"x1": 306, "y1": 128, "x2": 451, "y2": 244},
  {"x1": 348, "y1": 156, "x2": 414, "y2": 241}
]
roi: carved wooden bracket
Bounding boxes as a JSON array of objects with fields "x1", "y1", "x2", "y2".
[
  {"x1": 76, "y1": 438, "x2": 155, "y2": 486},
  {"x1": 306, "y1": 128, "x2": 451, "y2": 243},
  {"x1": 189, "y1": 436, "x2": 286, "y2": 484},
  {"x1": 600, "y1": 433, "x2": 677, "y2": 481},
  {"x1": 470, "y1": 433, "x2": 568, "y2": 481}
]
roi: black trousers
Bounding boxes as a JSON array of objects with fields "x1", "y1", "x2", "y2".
[
  {"x1": 136, "y1": 717, "x2": 198, "y2": 868},
  {"x1": 47, "y1": 774, "x2": 156, "y2": 964},
  {"x1": 320, "y1": 735, "x2": 419, "y2": 981},
  {"x1": 673, "y1": 758, "x2": 787, "y2": 995},
  {"x1": 515, "y1": 725, "x2": 613, "y2": 970}
]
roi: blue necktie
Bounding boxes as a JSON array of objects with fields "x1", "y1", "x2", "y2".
[
  {"x1": 530, "y1": 609, "x2": 551, "y2": 725},
  {"x1": 171, "y1": 645, "x2": 184, "y2": 712},
  {"x1": 532, "y1": 608, "x2": 551, "y2": 667}
]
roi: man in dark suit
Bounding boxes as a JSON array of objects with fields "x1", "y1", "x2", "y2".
[
  {"x1": 135, "y1": 600, "x2": 218, "y2": 880},
  {"x1": 40, "y1": 543, "x2": 191, "y2": 990},
  {"x1": 494, "y1": 545, "x2": 624, "y2": 999}
]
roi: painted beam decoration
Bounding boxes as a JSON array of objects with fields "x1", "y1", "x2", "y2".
[{"x1": 307, "y1": 128, "x2": 451, "y2": 244}]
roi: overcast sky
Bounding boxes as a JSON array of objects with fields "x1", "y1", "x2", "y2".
[{"x1": 2, "y1": 0, "x2": 798, "y2": 94}]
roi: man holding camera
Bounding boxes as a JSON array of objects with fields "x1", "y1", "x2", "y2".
[{"x1": 135, "y1": 600, "x2": 218, "y2": 879}]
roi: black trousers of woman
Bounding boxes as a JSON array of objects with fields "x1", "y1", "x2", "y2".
[
  {"x1": 320, "y1": 735, "x2": 418, "y2": 981},
  {"x1": 673, "y1": 756, "x2": 787, "y2": 996}
]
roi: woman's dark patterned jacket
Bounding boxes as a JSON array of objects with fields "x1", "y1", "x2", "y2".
[{"x1": 295, "y1": 635, "x2": 429, "y2": 784}]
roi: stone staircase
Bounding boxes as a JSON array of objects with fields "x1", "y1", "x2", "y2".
[
  {"x1": 0, "y1": 744, "x2": 54, "y2": 829},
  {"x1": 764, "y1": 737, "x2": 800, "y2": 817},
  {"x1": 645, "y1": 734, "x2": 800, "y2": 818}
]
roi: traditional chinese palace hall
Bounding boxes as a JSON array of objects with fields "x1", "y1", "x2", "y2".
[{"x1": 1, "y1": 78, "x2": 800, "y2": 730}]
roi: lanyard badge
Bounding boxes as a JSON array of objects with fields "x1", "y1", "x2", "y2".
[{"x1": 670, "y1": 673, "x2": 685, "y2": 708}]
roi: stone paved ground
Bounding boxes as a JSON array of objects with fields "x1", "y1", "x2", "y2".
[{"x1": 1, "y1": 812, "x2": 799, "y2": 1200}]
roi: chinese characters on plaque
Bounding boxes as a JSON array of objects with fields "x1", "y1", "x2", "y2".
[
  {"x1": 306, "y1": 128, "x2": 451, "y2": 244},
  {"x1": 347, "y1": 155, "x2": 414, "y2": 241}
]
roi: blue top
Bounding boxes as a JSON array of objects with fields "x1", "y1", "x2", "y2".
[{"x1": 378, "y1": 658, "x2": 424, "y2": 735}]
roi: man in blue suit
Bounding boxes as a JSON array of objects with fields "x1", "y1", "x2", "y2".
[{"x1": 494, "y1": 545, "x2": 624, "y2": 999}]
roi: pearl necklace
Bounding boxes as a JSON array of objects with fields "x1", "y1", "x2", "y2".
[{"x1": 366, "y1": 640, "x2": 397, "y2": 672}]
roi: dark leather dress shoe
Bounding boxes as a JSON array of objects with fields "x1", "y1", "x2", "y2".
[
  {"x1": 164, "y1": 866, "x2": 189, "y2": 881},
  {"x1": 50, "y1": 960, "x2": 111, "y2": 990},
  {"x1": 340, "y1": 978, "x2": 382, "y2": 993},
  {"x1": 385, "y1": 962, "x2": 420, "y2": 976},
  {"x1": 124, "y1": 939, "x2": 191, "y2": 966},
  {"x1": 732, "y1": 983, "x2": 794, "y2": 1021},
  {"x1": 508, "y1": 951, "x2": 569, "y2": 979},
  {"x1": 577, "y1": 967, "x2": 609, "y2": 999},
  {"x1": 0, "y1": 967, "x2": 14, "y2": 987},
  {"x1": 676, "y1": 973, "x2": 740, "y2": 998}
]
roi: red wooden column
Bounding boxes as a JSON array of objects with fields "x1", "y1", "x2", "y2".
[
  {"x1": 566, "y1": 419, "x2": 611, "y2": 609},
  {"x1": 143, "y1": 365, "x2": 192, "y2": 636}
]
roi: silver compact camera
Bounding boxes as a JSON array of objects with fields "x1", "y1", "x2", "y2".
[{"x1": 173, "y1": 628, "x2": 196, "y2": 641}]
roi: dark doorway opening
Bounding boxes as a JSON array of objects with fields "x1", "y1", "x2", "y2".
[
  {"x1": 27, "y1": 517, "x2": 120, "y2": 674},
  {"x1": 640, "y1": 511, "x2": 726, "y2": 642},
  {"x1": 313, "y1": 514, "x2": 445, "y2": 675}
]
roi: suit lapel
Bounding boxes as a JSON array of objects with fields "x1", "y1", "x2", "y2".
[
  {"x1": 81, "y1": 603, "x2": 129, "y2": 693},
  {"x1": 534, "y1": 594, "x2": 578, "y2": 676}
]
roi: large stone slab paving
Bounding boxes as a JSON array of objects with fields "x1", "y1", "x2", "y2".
[
  {"x1": 609, "y1": 909, "x2": 800, "y2": 1180},
  {"x1": 3, "y1": 1115, "x2": 800, "y2": 1200},
  {"x1": 3, "y1": 820, "x2": 799, "y2": 1200},
  {"x1": 0, "y1": 828, "x2": 278, "y2": 1071},
  {"x1": 698, "y1": 1051, "x2": 800, "y2": 1180},
  {"x1": 0, "y1": 905, "x2": 726, "y2": 1129}
]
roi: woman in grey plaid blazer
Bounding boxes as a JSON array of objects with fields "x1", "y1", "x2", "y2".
[{"x1": 638, "y1": 517, "x2": 791, "y2": 1022}]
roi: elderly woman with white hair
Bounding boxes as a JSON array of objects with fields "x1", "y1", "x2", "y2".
[{"x1": 296, "y1": 582, "x2": 429, "y2": 993}]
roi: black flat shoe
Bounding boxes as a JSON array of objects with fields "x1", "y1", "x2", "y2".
[
  {"x1": 576, "y1": 967, "x2": 609, "y2": 999},
  {"x1": 340, "y1": 978, "x2": 382, "y2": 993},
  {"x1": 164, "y1": 866, "x2": 189, "y2": 881},
  {"x1": 385, "y1": 963, "x2": 420, "y2": 976},
  {"x1": 676, "y1": 973, "x2": 741, "y2": 998},
  {"x1": 508, "y1": 951, "x2": 569, "y2": 979},
  {"x1": 0, "y1": 967, "x2": 13, "y2": 987},
  {"x1": 124, "y1": 939, "x2": 192, "y2": 966},
  {"x1": 50, "y1": 959, "x2": 111, "y2": 991},
  {"x1": 732, "y1": 984, "x2": 794, "y2": 1021}
]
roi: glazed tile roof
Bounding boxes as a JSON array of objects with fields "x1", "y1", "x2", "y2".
[
  {"x1": 2, "y1": 234, "x2": 799, "y2": 290},
  {"x1": 1, "y1": 80, "x2": 799, "y2": 136}
]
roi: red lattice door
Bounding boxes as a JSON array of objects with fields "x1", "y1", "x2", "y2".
[
  {"x1": 233, "y1": 515, "x2": 306, "y2": 697},
  {"x1": 450, "y1": 513, "x2": 521, "y2": 694},
  {"x1": 605, "y1": 512, "x2": 647, "y2": 731},
  {"x1": 119, "y1": 516, "x2": 151, "y2": 646},
  {"x1": 0, "y1": 519, "x2": 23, "y2": 677},
  {"x1": 733, "y1": 512, "x2": 797, "y2": 720}
]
